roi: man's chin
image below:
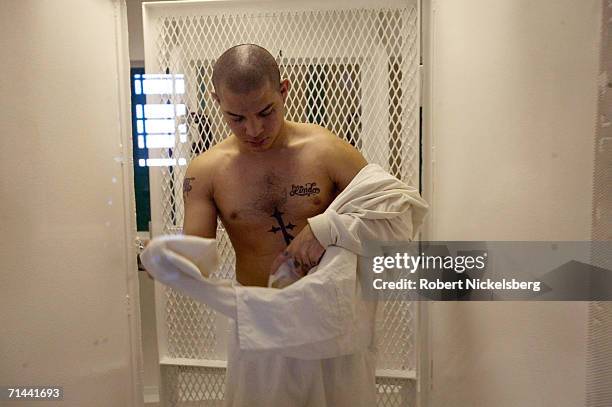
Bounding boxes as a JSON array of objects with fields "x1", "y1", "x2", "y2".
[{"x1": 246, "y1": 137, "x2": 270, "y2": 150}]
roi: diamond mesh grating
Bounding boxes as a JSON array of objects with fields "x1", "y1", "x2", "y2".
[
  {"x1": 147, "y1": 2, "x2": 420, "y2": 405},
  {"x1": 162, "y1": 365, "x2": 226, "y2": 406},
  {"x1": 376, "y1": 377, "x2": 417, "y2": 407}
]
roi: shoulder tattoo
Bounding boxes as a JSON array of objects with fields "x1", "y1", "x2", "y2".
[{"x1": 183, "y1": 177, "x2": 195, "y2": 198}]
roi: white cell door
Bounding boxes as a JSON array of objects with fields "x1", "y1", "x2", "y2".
[
  {"x1": 0, "y1": 1, "x2": 142, "y2": 406},
  {"x1": 143, "y1": 1, "x2": 423, "y2": 406}
]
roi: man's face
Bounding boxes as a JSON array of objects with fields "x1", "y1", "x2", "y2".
[{"x1": 214, "y1": 80, "x2": 289, "y2": 152}]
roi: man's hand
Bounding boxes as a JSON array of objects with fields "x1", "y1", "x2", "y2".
[{"x1": 269, "y1": 224, "x2": 326, "y2": 278}]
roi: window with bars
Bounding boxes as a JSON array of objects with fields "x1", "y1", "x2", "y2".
[{"x1": 130, "y1": 67, "x2": 151, "y2": 231}]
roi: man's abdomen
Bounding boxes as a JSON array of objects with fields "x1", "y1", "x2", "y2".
[{"x1": 229, "y1": 220, "x2": 309, "y2": 286}]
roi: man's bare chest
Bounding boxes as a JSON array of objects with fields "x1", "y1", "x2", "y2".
[{"x1": 212, "y1": 159, "x2": 335, "y2": 245}]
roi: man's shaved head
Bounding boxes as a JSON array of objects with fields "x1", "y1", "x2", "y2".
[{"x1": 212, "y1": 44, "x2": 281, "y2": 97}]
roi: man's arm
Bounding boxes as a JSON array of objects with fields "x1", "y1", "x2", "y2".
[
  {"x1": 140, "y1": 156, "x2": 217, "y2": 279},
  {"x1": 270, "y1": 130, "x2": 367, "y2": 275},
  {"x1": 322, "y1": 130, "x2": 368, "y2": 193},
  {"x1": 182, "y1": 155, "x2": 218, "y2": 238}
]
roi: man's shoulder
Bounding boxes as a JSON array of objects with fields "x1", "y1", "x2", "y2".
[
  {"x1": 293, "y1": 122, "x2": 368, "y2": 188},
  {"x1": 296, "y1": 123, "x2": 362, "y2": 160},
  {"x1": 184, "y1": 138, "x2": 236, "y2": 190},
  {"x1": 188, "y1": 138, "x2": 234, "y2": 170},
  {"x1": 293, "y1": 122, "x2": 346, "y2": 152}
]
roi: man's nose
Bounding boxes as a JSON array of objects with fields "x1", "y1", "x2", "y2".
[{"x1": 245, "y1": 118, "x2": 263, "y2": 138}]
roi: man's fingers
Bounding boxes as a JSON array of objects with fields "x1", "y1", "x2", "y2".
[
  {"x1": 289, "y1": 258, "x2": 308, "y2": 277},
  {"x1": 269, "y1": 251, "x2": 290, "y2": 275},
  {"x1": 269, "y1": 226, "x2": 325, "y2": 277},
  {"x1": 302, "y1": 244, "x2": 325, "y2": 268}
]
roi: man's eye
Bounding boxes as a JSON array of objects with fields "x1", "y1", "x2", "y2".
[
  {"x1": 260, "y1": 110, "x2": 272, "y2": 117},
  {"x1": 232, "y1": 117, "x2": 244, "y2": 123}
]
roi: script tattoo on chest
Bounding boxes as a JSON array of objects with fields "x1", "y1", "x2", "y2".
[
  {"x1": 268, "y1": 207, "x2": 296, "y2": 245},
  {"x1": 289, "y1": 182, "x2": 321, "y2": 197},
  {"x1": 183, "y1": 177, "x2": 195, "y2": 198}
]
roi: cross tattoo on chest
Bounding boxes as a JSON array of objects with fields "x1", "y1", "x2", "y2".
[{"x1": 268, "y1": 207, "x2": 296, "y2": 245}]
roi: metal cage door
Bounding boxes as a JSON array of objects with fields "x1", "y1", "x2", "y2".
[{"x1": 142, "y1": 1, "x2": 423, "y2": 405}]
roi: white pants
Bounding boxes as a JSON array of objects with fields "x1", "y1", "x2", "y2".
[{"x1": 223, "y1": 317, "x2": 378, "y2": 407}]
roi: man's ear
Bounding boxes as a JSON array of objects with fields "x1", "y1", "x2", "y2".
[{"x1": 279, "y1": 79, "x2": 290, "y2": 102}]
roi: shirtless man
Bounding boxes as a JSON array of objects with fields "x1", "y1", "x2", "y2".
[{"x1": 182, "y1": 44, "x2": 367, "y2": 286}]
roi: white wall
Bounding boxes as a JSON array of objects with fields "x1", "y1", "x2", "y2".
[
  {"x1": 425, "y1": 0, "x2": 600, "y2": 406},
  {"x1": 0, "y1": 1, "x2": 142, "y2": 405}
]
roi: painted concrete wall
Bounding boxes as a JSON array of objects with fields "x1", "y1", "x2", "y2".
[
  {"x1": 0, "y1": 1, "x2": 141, "y2": 405},
  {"x1": 425, "y1": 1, "x2": 599, "y2": 406}
]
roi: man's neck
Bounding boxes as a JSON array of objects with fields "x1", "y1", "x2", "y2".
[
  {"x1": 235, "y1": 119, "x2": 292, "y2": 155},
  {"x1": 269, "y1": 119, "x2": 291, "y2": 149}
]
